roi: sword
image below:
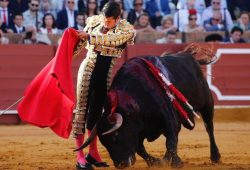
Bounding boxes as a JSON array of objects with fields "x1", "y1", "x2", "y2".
[{"x1": 0, "y1": 96, "x2": 24, "y2": 116}]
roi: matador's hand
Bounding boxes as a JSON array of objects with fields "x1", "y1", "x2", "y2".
[{"x1": 78, "y1": 31, "x2": 89, "y2": 40}]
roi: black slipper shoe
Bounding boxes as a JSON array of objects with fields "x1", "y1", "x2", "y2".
[
  {"x1": 86, "y1": 154, "x2": 109, "y2": 167},
  {"x1": 76, "y1": 162, "x2": 94, "y2": 170}
]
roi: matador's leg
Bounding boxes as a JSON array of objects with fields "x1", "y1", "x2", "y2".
[{"x1": 73, "y1": 54, "x2": 97, "y2": 138}]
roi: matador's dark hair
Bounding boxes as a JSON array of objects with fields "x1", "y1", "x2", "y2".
[{"x1": 102, "y1": 1, "x2": 121, "y2": 19}]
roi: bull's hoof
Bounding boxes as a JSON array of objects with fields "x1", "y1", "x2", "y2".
[
  {"x1": 171, "y1": 156, "x2": 183, "y2": 168},
  {"x1": 146, "y1": 156, "x2": 162, "y2": 167},
  {"x1": 211, "y1": 151, "x2": 221, "y2": 163},
  {"x1": 163, "y1": 152, "x2": 171, "y2": 163}
]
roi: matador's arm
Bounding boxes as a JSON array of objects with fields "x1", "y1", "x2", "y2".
[{"x1": 85, "y1": 15, "x2": 136, "y2": 47}]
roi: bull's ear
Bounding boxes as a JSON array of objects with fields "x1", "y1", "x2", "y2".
[{"x1": 102, "y1": 112, "x2": 123, "y2": 135}]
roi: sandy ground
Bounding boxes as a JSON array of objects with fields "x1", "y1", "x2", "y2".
[{"x1": 0, "y1": 108, "x2": 250, "y2": 170}]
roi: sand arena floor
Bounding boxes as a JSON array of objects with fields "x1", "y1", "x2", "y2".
[{"x1": 0, "y1": 108, "x2": 250, "y2": 170}]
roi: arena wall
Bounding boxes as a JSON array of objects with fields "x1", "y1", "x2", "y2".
[{"x1": 0, "y1": 43, "x2": 250, "y2": 124}]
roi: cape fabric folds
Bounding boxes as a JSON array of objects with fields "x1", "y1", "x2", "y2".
[{"x1": 18, "y1": 28, "x2": 79, "y2": 138}]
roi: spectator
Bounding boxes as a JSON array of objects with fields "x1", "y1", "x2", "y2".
[
  {"x1": 39, "y1": 13, "x2": 59, "y2": 34},
  {"x1": 50, "y1": 0, "x2": 65, "y2": 14},
  {"x1": 23, "y1": 0, "x2": 43, "y2": 29},
  {"x1": 204, "y1": 0, "x2": 227, "y2": 8},
  {"x1": 40, "y1": 0, "x2": 57, "y2": 18},
  {"x1": 86, "y1": 0, "x2": 99, "y2": 17},
  {"x1": 201, "y1": 0, "x2": 233, "y2": 32},
  {"x1": 7, "y1": 12, "x2": 26, "y2": 34},
  {"x1": 184, "y1": 11, "x2": 204, "y2": 32},
  {"x1": 177, "y1": 0, "x2": 206, "y2": 15},
  {"x1": 235, "y1": 11, "x2": 250, "y2": 32},
  {"x1": 134, "y1": 12, "x2": 155, "y2": 32},
  {"x1": 223, "y1": 26, "x2": 246, "y2": 43},
  {"x1": 73, "y1": 12, "x2": 86, "y2": 30},
  {"x1": 8, "y1": 0, "x2": 29, "y2": 14},
  {"x1": 174, "y1": 0, "x2": 202, "y2": 32},
  {"x1": 156, "y1": 15, "x2": 177, "y2": 33},
  {"x1": 56, "y1": 0, "x2": 77, "y2": 30},
  {"x1": 204, "y1": 10, "x2": 225, "y2": 31},
  {"x1": 146, "y1": 0, "x2": 170, "y2": 28},
  {"x1": 0, "y1": 0, "x2": 13, "y2": 27},
  {"x1": 227, "y1": 0, "x2": 250, "y2": 20},
  {"x1": 156, "y1": 30, "x2": 181, "y2": 44},
  {"x1": 127, "y1": 0, "x2": 147, "y2": 25},
  {"x1": 0, "y1": 29, "x2": 9, "y2": 44},
  {"x1": 123, "y1": 0, "x2": 146, "y2": 12}
]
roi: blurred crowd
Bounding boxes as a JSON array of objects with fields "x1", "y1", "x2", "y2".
[{"x1": 1, "y1": 0, "x2": 250, "y2": 45}]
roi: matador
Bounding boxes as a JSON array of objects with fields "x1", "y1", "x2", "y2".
[{"x1": 72, "y1": 2, "x2": 135, "y2": 170}]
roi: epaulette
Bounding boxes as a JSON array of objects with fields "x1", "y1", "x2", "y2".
[
  {"x1": 86, "y1": 15, "x2": 103, "y2": 28},
  {"x1": 115, "y1": 19, "x2": 134, "y2": 33}
]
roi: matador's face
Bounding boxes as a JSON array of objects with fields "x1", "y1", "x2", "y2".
[{"x1": 103, "y1": 16, "x2": 120, "y2": 29}]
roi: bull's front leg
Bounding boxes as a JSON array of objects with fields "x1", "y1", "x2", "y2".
[
  {"x1": 163, "y1": 126, "x2": 183, "y2": 168},
  {"x1": 137, "y1": 138, "x2": 162, "y2": 167}
]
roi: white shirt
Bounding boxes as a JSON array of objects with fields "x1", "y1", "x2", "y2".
[
  {"x1": 15, "y1": 25, "x2": 24, "y2": 34},
  {"x1": 66, "y1": 7, "x2": 75, "y2": 27}
]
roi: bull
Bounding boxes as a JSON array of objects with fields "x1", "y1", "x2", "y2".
[{"x1": 75, "y1": 46, "x2": 221, "y2": 168}]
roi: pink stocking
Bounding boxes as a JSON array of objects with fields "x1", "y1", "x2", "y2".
[
  {"x1": 88, "y1": 130, "x2": 102, "y2": 162},
  {"x1": 75, "y1": 134, "x2": 87, "y2": 164}
]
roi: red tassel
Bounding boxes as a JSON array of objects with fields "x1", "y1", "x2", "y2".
[
  {"x1": 168, "y1": 84, "x2": 187, "y2": 103},
  {"x1": 172, "y1": 99, "x2": 188, "y2": 119}
]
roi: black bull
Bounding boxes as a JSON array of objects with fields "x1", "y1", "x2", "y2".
[{"x1": 76, "y1": 53, "x2": 221, "y2": 168}]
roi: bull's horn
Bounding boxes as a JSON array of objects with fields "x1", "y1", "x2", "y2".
[
  {"x1": 102, "y1": 113, "x2": 123, "y2": 135},
  {"x1": 74, "y1": 125, "x2": 97, "y2": 152}
]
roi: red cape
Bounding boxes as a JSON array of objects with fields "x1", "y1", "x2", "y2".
[{"x1": 18, "y1": 28, "x2": 79, "y2": 138}]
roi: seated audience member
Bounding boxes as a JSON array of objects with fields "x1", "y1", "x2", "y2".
[
  {"x1": 202, "y1": 0, "x2": 233, "y2": 31},
  {"x1": 0, "y1": 29, "x2": 9, "y2": 44},
  {"x1": 23, "y1": 0, "x2": 43, "y2": 29},
  {"x1": 56, "y1": 0, "x2": 77, "y2": 30},
  {"x1": 184, "y1": 10, "x2": 204, "y2": 32},
  {"x1": 156, "y1": 30, "x2": 181, "y2": 44},
  {"x1": 7, "y1": 13, "x2": 26, "y2": 34},
  {"x1": 156, "y1": 15, "x2": 177, "y2": 33},
  {"x1": 39, "y1": 13, "x2": 59, "y2": 34},
  {"x1": 0, "y1": 0, "x2": 14, "y2": 28},
  {"x1": 204, "y1": 33, "x2": 223, "y2": 42},
  {"x1": 174, "y1": 0, "x2": 202, "y2": 32},
  {"x1": 204, "y1": 11, "x2": 225, "y2": 31},
  {"x1": 40, "y1": 0, "x2": 57, "y2": 18},
  {"x1": 134, "y1": 13, "x2": 155, "y2": 32},
  {"x1": 73, "y1": 12, "x2": 86, "y2": 30},
  {"x1": 146, "y1": 0, "x2": 170, "y2": 28},
  {"x1": 223, "y1": 26, "x2": 246, "y2": 43},
  {"x1": 235, "y1": 11, "x2": 250, "y2": 32},
  {"x1": 85, "y1": 0, "x2": 99, "y2": 17},
  {"x1": 127, "y1": 0, "x2": 147, "y2": 25}
]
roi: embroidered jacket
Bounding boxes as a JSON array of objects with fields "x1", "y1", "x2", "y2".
[{"x1": 74, "y1": 14, "x2": 136, "y2": 57}]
